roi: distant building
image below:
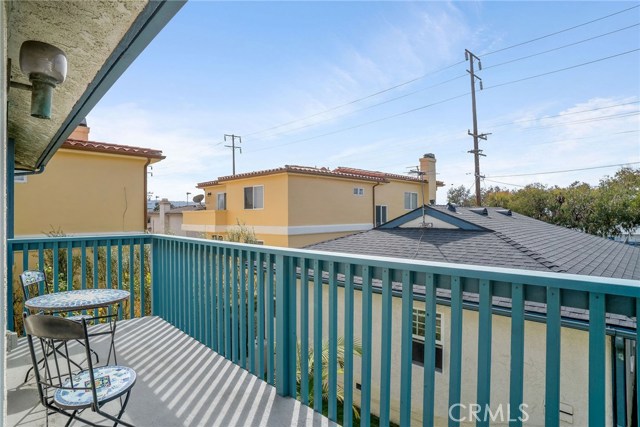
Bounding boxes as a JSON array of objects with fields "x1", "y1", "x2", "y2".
[
  {"x1": 306, "y1": 205, "x2": 639, "y2": 425},
  {"x1": 182, "y1": 153, "x2": 444, "y2": 247},
  {"x1": 14, "y1": 123, "x2": 165, "y2": 236},
  {"x1": 148, "y1": 199, "x2": 204, "y2": 237}
]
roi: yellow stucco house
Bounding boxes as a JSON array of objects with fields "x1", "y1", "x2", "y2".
[
  {"x1": 13, "y1": 123, "x2": 165, "y2": 236},
  {"x1": 183, "y1": 153, "x2": 444, "y2": 247}
]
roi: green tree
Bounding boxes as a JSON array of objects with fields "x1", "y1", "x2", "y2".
[
  {"x1": 591, "y1": 168, "x2": 640, "y2": 238},
  {"x1": 447, "y1": 185, "x2": 473, "y2": 207}
]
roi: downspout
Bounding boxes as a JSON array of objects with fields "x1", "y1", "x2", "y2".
[
  {"x1": 143, "y1": 158, "x2": 151, "y2": 233},
  {"x1": 372, "y1": 182, "x2": 381, "y2": 228}
]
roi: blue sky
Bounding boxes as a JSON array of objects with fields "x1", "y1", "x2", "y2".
[{"x1": 88, "y1": 1, "x2": 640, "y2": 204}]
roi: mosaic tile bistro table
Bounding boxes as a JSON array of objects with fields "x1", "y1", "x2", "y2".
[{"x1": 25, "y1": 289, "x2": 130, "y2": 364}]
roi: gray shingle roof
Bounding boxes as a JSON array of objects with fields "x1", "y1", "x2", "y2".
[{"x1": 307, "y1": 206, "x2": 640, "y2": 280}]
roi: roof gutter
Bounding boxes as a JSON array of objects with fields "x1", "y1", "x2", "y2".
[{"x1": 34, "y1": 0, "x2": 186, "y2": 171}]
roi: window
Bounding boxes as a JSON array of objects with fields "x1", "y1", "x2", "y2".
[
  {"x1": 375, "y1": 205, "x2": 387, "y2": 226},
  {"x1": 216, "y1": 192, "x2": 227, "y2": 210},
  {"x1": 412, "y1": 309, "x2": 443, "y2": 370},
  {"x1": 244, "y1": 186, "x2": 264, "y2": 210},
  {"x1": 404, "y1": 192, "x2": 418, "y2": 210},
  {"x1": 353, "y1": 187, "x2": 364, "y2": 196}
]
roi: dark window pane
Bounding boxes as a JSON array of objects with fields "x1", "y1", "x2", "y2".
[{"x1": 244, "y1": 187, "x2": 253, "y2": 209}]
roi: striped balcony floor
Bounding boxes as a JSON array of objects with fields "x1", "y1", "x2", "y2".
[{"x1": 7, "y1": 316, "x2": 334, "y2": 427}]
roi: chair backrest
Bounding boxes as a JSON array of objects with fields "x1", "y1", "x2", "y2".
[
  {"x1": 24, "y1": 314, "x2": 95, "y2": 407},
  {"x1": 19, "y1": 270, "x2": 50, "y2": 304}
]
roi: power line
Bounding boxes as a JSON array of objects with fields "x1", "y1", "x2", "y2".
[
  {"x1": 245, "y1": 73, "x2": 467, "y2": 143},
  {"x1": 486, "y1": 162, "x2": 640, "y2": 178},
  {"x1": 241, "y1": 8, "x2": 639, "y2": 140},
  {"x1": 480, "y1": 4, "x2": 640, "y2": 57},
  {"x1": 485, "y1": 48, "x2": 640, "y2": 91},
  {"x1": 250, "y1": 49, "x2": 638, "y2": 154},
  {"x1": 243, "y1": 60, "x2": 465, "y2": 137},
  {"x1": 484, "y1": 100, "x2": 640, "y2": 130},
  {"x1": 483, "y1": 23, "x2": 640, "y2": 70},
  {"x1": 483, "y1": 178, "x2": 527, "y2": 188},
  {"x1": 249, "y1": 92, "x2": 469, "y2": 153}
]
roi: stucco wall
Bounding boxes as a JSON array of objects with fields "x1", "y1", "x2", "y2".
[
  {"x1": 14, "y1": 148, "x2": 147, "y2": 235},
  {"x1": 298, "y1": 280, "x2": 613, "y2": 426},
  {"x1": 374, "y1": 179, "x2": 426, "y2": 222}
]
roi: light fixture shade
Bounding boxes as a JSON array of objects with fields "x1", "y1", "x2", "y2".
[{"x1": 19, "y1": 40, "x2": 67, "y2": 84}]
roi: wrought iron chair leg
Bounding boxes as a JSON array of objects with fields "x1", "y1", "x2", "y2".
[{"x1": 95, "y1": 390, "x2": 134, "y2": 427}]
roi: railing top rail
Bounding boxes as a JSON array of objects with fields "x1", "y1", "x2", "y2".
[
  {"x1": 151, "y1": 235, "x2": 640, "y2": 297},
  {"x1": 8, "y1": 233, "x2": 152, "y2": 245}
]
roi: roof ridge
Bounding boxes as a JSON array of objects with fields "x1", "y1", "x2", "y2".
[{"x1": 493, "y1": 231, "x2": 565, "y2": 273}]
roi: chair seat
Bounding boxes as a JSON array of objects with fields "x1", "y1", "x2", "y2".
[
  {"x1": 66, "y1": 314, "x2": 93, "y2": 322},
  {"x1": 54, "y1": 366, "x2": 136, "y2": 409}
]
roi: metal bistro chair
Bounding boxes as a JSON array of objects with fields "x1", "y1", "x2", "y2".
[
  {"x1": 20, "y1": 270, "x2": 99, "y2": 382},
  {"x1": 24, "y1": 314, "x2": 137, "y2": 427}
]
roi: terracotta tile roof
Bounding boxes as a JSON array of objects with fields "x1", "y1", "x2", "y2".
[
  {"x1": 62, "y1": 139, "x2": 165, "y2": 160},
  {"x1": 197, "y1": 164, "x2": 387, "y2": 188},
  {"x1": 334, "y1": 166, "x2": 445, "y2": 186}
]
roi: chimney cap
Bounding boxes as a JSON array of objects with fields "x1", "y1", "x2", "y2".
[
  {"x1": 423, "y1": 153, "x2": 435, "y2": 159},
  {"x1": 79, "y1": 118, "x2": 87, "y2": 127}
]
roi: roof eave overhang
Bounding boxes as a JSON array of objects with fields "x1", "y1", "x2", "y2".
[{"x1": 9, "y1": 0, "x2": 185, "y2": 173}]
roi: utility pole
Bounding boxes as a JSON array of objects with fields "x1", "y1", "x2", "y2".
[
  {"x1": 465, "y1": 49, "x2": 490, "y2": 207},
  {"x1": 224, "y1": 134, "x2": 242, "y2": 175},
  {"x1": 186, "y1": 192, "x2": 191, "y2": 206}
]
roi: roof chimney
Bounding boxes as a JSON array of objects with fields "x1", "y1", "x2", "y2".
[
  {"x1": 419, "y1": 153, "x2": 437, "y2": 204},
  {"x1": 69, "y1": 118, "x2": 90, "y2": 141}
]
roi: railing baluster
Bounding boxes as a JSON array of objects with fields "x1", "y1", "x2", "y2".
[
  {"x1": 400, "y1": 270, "x2": 413, "y2": 427},
  {"x1": 66, "y1": 242, "x2": 72, "y2": 291},
  {"x1": 509, "y1": 283, "x2": 525, "y2": 427},
  {"x1": 380, "y1": 267, "x2": 393, "y2": 426},
  {"x1": 448, "y1": 276, "x2": 463, "y2": 427},
  {"x1": 588, "y1": 292, "x2": 606, "y2": 426},
  {"x1": 139, "y1": 240, "x2": 145, "y2": 317},
  {"x1": 217, "y1": 246, "x2": 224, "y2": 353},
  {"x1": 92, "y1": 241, "x2": 98, "y2": 290},
  {"x1": 232, "y1": 249, "x2": 239, "y2": 363},
  {"x1": 240, "y1": 250, "x2": 247, "y2": 368},
  {"x1": 300, "y1": 258, "x2": 310, "y2": 405},
  {"x1": 361, "y1": 265, "x2": 372, "y2": 427},
  {"x1": 275, "y1": 254, "x2": 294, "y2": 396},
  {"x1": 328, "y1": 261, "x2": 338, "y2": 421},
  {"x1": 257, "y1": 252, "x2": 265, "y2": 380},
  {"x1": 477, "y1": 279, "x2": 493, "y2": 427},
  {"x1": 7, "y1": 244, "x2": 14, "y2": 331},
  {"x1": 37, "y1": 243, "x2": 44, "y2": 295},
  {"x1": 313, "y1": 258, "x2": 323, "y2": 414},
  {"x1": 545, "y1": 287, "x2": 561, "y2": 427},
  {"x1": 248, "y1": 251, "x2": 255, "y2": 374},
  {"x1": 81, "y1": 241, "x2": 87, "y2": 291},
  {"x1": 128, "y1": 239, "x2": 134, "y2": 319},
  {"x1": 117, "y1": 241, "x2": 123, "y2": 293},
  {"x1": 224, "y1": 247, "x2": 231, "y2": 358},
  {"x1": 267, "y1": 254, "x2": 275, "y2": 385},
  {"x1": 343, "y1": 263, "x2": 354, "y2": 427},
  {"x1": 204, "y1": 245, "x2": 211, "y2": 348},
  {"x1": 187, "y1": 243, "x2": 193, "y2": 336},
  {"x1": 614, "y1": 336, "x2": 626, "y2": 424},
  {"x1": 423, "y1": 273, "x2": 436, "y2": 427}
]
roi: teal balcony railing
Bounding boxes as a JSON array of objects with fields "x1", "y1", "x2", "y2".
[{"x1": 8, "y1": 234, "x2": 640, "y2": 426}]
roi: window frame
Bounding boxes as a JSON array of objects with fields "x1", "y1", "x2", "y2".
[
  {"x1": 243, "y1": 185, "x2": 264, "y2": 210},
  {"x1": 353, "y1": 187, "x2": 364, "y2": 196},
  {"x1": 375, "y1": 205, "x2": 388, "y2": 226},
  {"x1": 216, "y1": 192, "x2": 227, "y2": 210},
  {"x1": 404, "y1": 191, "x2": 418, "y2": 210},
  {"x1": 411, "y1": 309, "x2": 443, "y2": 370}
]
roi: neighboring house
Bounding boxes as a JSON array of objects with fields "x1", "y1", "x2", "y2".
[
  {"x1": 148, "y1": 198, "x2": 204, "y2": 237},
  {"x1": 13, "y1": 122, "x2": 165, "y2": 236},
  {"x1": 306, "y1": 205, "x2": 640, "y2": 426},
  {"x1": 182, "y1": 153, "x2": 444, "y2": 247}
]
